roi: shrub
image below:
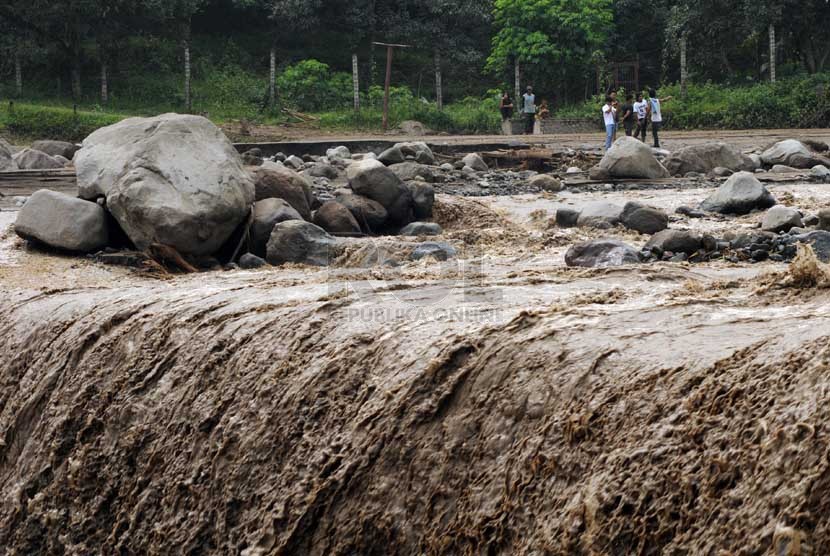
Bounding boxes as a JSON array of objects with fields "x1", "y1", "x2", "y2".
[{"x1": 277, "y1": 59, "x2": 352, "y2": 112}]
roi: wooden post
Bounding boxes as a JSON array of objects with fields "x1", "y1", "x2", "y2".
[
  {"x1": 269, "y1": 45, "x2": 277, "y2": 108},
  {"x1": 373, "y1": 42, "x2": 411, "y2": 132},
  {"x1": 769, "y1": 24, "x2": 777, "y2": 83},
  {"x1": 101, "y1": 61, "x2": 108, "y2": 104},
  {"x1": 14, "y1": 49, "x2": 22, "y2": 97},
  {"x1": 514, "y1": 59, "x2": 521, "y2": 105}
]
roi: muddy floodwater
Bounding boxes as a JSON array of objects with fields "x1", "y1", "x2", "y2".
[{"x1": 2, "y1": 176, "x2": 830, "y2": 554}]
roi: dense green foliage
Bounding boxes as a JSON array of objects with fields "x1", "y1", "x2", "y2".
[{"x1": 1, "y1": 0, "x2": 829, "y2": 137}]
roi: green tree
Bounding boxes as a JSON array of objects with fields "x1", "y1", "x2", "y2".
[{"x1": 487, "y1": 0, "x2": 613, "y2": 103}]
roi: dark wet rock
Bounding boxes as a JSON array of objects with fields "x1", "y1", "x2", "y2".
[
  {"x1": 307, "y1": 162, "x2": 339, "y2": 179},
  {"x1": 782, "y1": 231, "x2": 830, "y2": 262},
  {"x1": 284, "y1": 155, "x2": 305, "y2": 170},
  {"x1": 15, "y1": 190, "x2": 109, "y2": 252},
  {"x1": 620, "y1": 202, "x2": 669, "y2": 235},
  {"x1": 712, "y1": 167, "x2": 733, "y2": 177},
  {"x1": 266, "y1": 221, "x2": 340, "y2": 266},
  {"x1": 394, "y1": 142, "x2": 435, "y2": 165},
  {"x1": 241, "y1": 148, "x2": 264, "y2": 166},
  {"x1": 556, "y1": 208, "x2": 580, "y2": 228},
  {"x1": 313, "y1": 201, "x2": 362, "y2": 236},
  {"x1": 411, "y1": 242, "x2": 457, "y2": 261},
  {"x1": 664, "y1": 143, "x2": 756, "y2": 176},
  {"x1": 818, "y1": 209, "x2": 830, "y2": 231},
  {"x1": 565, "y1": 239, "x2": 642, "y2": 268},
  {"x1": 407, "y1": 182, "x2": 435, "y2": 220},
  {"x1": 378, "y1": 146, "x2": 406, "y2": 166},
  {"x1": 31, "y1": 140, "x2": 80, "y2": 160},
  {"x1": 13, "y1": 148, "x2": 64, "y2": 170},
  {"x1": 576, "y1": 201, "x2": 624, "y2": 228},
  {"x1": 700, "y1": 172, "x2": 776, "y2": 215},
  {"x1": 251, "y1": 162, "x2": 314, "y2": 220},
  {"x1": 251, "y1": 198, "x2": 303, "y2": 257},
  {"x1": 591, "y1": 137, "x2": 670, "y2": 180},
  {"x1": 335, "y1": 192, "x2": 388, "y2": 233},
  {"x1": 676, "y1": 206, "x2": 708, "y2": 219},
  {"x1": 400, "y1": 222, "x2": 442, "y2": 236},
  {"x1": 74, "y1": 114, "x2": 254, "y2": 255},
  {"x1": 645, "y1": 229, "x2": 703, "y2": 256},
  {"x1": 761, "y1": 205, "x2": 803, "y2": 233}
]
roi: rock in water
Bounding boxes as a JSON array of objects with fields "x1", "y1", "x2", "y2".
[
  {"x1": 576, "y1": 201, "x2": 624, "y2": 229},
  {"x1": 74, "y1": 114, "x2": 254, "y2": 255},
  {"x1": 389, "y1": 162, "x2": 436, "y2": 182},
  {"x1": 325, "y1": 146, "x2": 351, "y2": 160},
  {"x1": 347, "y1": 159, "x2": 414, "y2": 225},
  {"x1": 400, "y1": 222, "x2": 443, "y2": 236},
  {"x1": 410, "y1": 242, "x2": 457, "y2": 261},
  {"x1": 812, "y1": 165, "x2": 830, "y2": 178},
  {"x1": 760, "y1": 140, "x2": 815, "y2": 168},
  {"x1": 644, "y1": 229, "x2": 703, "y2": 255},
  {"x1": 407, "y1": 182, "x2": 435, "y2": 220},
  {"x1": 238, "y1": 253, "x2": 267, "y2": 269},
  {"x1": 14, "y1": 190, "x2": 109, "y2": 252},
  {"x1": 335, "y1": 192, "x2": 388, "y2": 233},
  {"x1": 591, "y1": 137, "x2": 671, "y2": 180},
  {"x1": 461, "y1": 153, "x2": 489, "y2": 172},
  {"x1": 250, "y1": 198, "x2": 302, "y2": 257},
  {"x1": 565, "y1": 239, "x2": 641, "y2": 268},
  {"x1": 251, "y1": 162, "x2": 314, "y2": 220},
  {"x1": 31, "y1": 140, "x2": 80, "y2": 160},
  {"x1": 700, "y1": 172, "x2": 776, "y2": 215},
  {"x1": 313, "y1": 201, "x2": 362, "y2": 236},
  {"x1": 0, "y1": 137, "x2": 16, "y2": 171},
  {"x1": 528, "y1": 174, "x2": 563, "y2": 192},
  {"x1": 621, "y1": 202, "x2": 669, "y2": 235},
  {"x1": 664, "y1": 143, "x2": 756, "y2": 176},
  {"x1": 266, "y1": 221, "x2": 339, "y2": 266},
  {"x1": 771, "y1": 165, "x2": 799, "y2": 174},
  {"x1": 761, "y1": 205, "x2": 803, "y2": 233},
  {"x1": 784, "y1": 231, "x2": 830, "y2": 263},
  {"x1": 13, "y1": 148, "x2": 64, "y2": 170}
]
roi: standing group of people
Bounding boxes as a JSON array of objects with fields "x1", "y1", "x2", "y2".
[
  {"x1": 500, "y1": 87, "x2": 544, "y2": 135},
  {"x1": 602, "y1": 89, "x2": 673, "y2": 150}
]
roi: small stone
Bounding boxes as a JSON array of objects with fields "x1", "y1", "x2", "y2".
[
  {"x1": 411, "y1": 242, "x2": 457, "y2": 261},
  {"x1": 399, "y1": 222, "x2": 442, "y2": 236},
  {"x1": 239, "y1": 253, "x2": 267, "y2": 269}
]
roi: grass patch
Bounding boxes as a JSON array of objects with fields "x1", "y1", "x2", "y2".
[{"x1": 0, "y1": 102, "x2": 125, "y2": 143}]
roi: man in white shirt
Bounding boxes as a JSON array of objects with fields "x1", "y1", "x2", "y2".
[
  {"x1": 647, "y1": 88, "x2": 673, "y2": 148},
  {"x1": 522, "y1": 86, "x2": 536, "y2": 135},
  {"x1": 633, "y1": 93, "x2": 648, "y2": 142},
  {"x1": 602, "y1": 95, "x2": 617, "y2": 150}
]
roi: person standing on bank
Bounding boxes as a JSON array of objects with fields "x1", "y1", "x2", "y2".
[
  {"x1": 621, "y1": 93, "x2": 635, "y2": 137},
  {"x1": 646, "y1": 89, "x2": 673, "y2": 149},
  {"x1": 522, "y1": 86, "x2": 536, "y2": 135},
  {"x1": 500, "y1": 91, "x2": 514, "y2": 121},
  {"x1": 633, "y1": 92, "x2": 648, "y2": 142},
  {"x1": 602, "y1": 95, "x2": 618, "y2": 150}
]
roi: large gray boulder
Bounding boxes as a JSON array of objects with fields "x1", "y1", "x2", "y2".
[
  {"x1": 389, "y1": 162, "x2": 437, "y2": 183},
  {"x1": 644, "y1": 229, "x2": 702, "y2": 255},
  {"x1": 335, "y1": 192, "x2": 388, "y2": 233},
  {"x1": 577, "y1": 201, "x2": 624, "y2": 229},
  {"x1": 620, "y1": 202, "x2": 669, "y2": 235},
  {"x1": 761, "y1": 140, "x2": 830, "y2": 169},
  {"x1": 251, "y1": 161, "x2": 314, "y2": 220},
  {"x1": 0, "y1": 137, "x2": 16, "y2": 171},
  {"x1": 14, "y1": 190, "x2": 108, "y2": 252},
  {"x1": 31, "y1": 140, "x2": 80, "y2": 160},
  {"x1": 74, "y1": 114, "x2": 254, "y2": 255},
  {"x1": 761, "y1": 205, "x2": 802, "y2": 233},
  {"x1": 313, "y1": 201, "x2": 362, "y2": 236},
  {"x1": 664, "y1": 143, "x2": 756, "y2": 176},
  {"x1": 461, "y1": 153, "x2": 489, "y2": 172},
  {"x1": 13, "y1": 148, "x2": 64, "y2": 170},
  {"x1": 347, "y1": 158, "x2": 414, "y2": 225},
  {"x1": 394, "y1": 142, "x2": 435, "y2": 165},
  {"x1": 266, "y1": 220, "x2": 340, "y2": 266},
  {"x1": 700, "y1": 171, "x2": 776, "y2": 215},
  {"x1": 378, "y1": 146, "x2": 405, "y2": 166},
  {"x1": 591, "y1": 137, "x2": 671, "y2": 180},
  {"x1": 565, "y1": 239, "x2": 641, "y2": 268},
  {"x1": 251, "y1": 198, "x2": 302, "y2": 257}
]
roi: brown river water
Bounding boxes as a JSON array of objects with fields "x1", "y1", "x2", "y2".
[{"x1": 1, "y1": 182, "x2": 830, "y2": 554}]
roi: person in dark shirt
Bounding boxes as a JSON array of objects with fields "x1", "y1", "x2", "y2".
[
  {"x1": 499, "y1": 91, "x2": 514, "y2": 121},
  {"x1": 620, "y1": 94, "x2": 635, "y2": 137}
]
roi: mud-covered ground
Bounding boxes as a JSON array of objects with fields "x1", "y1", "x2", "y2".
[{"x1": 3, "y1": 140, "x2": 830, "y2": 554}]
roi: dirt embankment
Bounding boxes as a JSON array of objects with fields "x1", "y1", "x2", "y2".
[{"x1": 2, "y1": 248, "x2": 830, "y2": 554}]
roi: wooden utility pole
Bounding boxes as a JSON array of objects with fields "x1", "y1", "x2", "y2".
[
  {"x1": 372, "y1": 42, "x2": 411, "y2": 132},
  {"x1": 769, "y1": 24, "x2": 777, "y2": 83},
  {"x1": 514, "y1": 59, "x2": 521, "y2": 104},
  {"x1": 352, "y1": 53, "x2": 360, "y2": 112},
  {"x1": 680, "y1": 35, "x2": 688, "y2": 99}
]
